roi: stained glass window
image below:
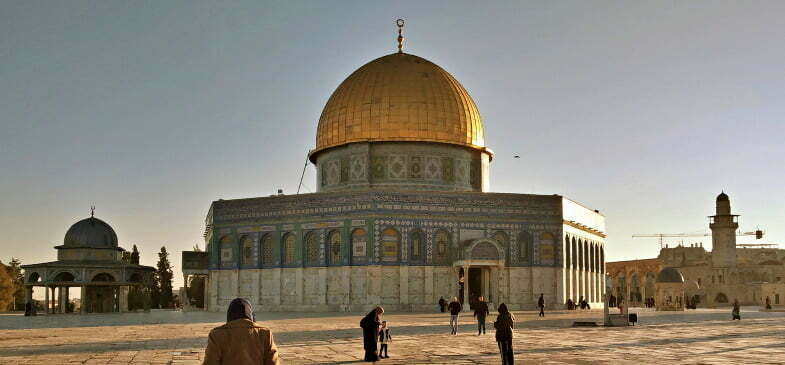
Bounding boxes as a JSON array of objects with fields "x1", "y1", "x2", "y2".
[
  {"x1": 410, "y1": 230, "x2": 423, "y2": 260},
  {"x1": 283, "y1": 233, "x2": 296, "y2": 265},
  {"x1": 352, "y1": 228, "x2": 367, "y2": 257},
  {"x1": 381, "y1": 228, "x2": 400, "y2": 262},
  {"x1": 436, "y1": 230, "x2": 449, "y2": 257},
  {"x1": 329, "y1": 230, "x2": 342, "y2": 264},
  {"x1": 305, "y1": 232, "x2": 319, "y2": 265},
  {"x1": 261, "y1": 234, "x2": 273, "y2": 265},
  {"x1": 518, "y1": 231, "x2": 532, "y2": 262}
]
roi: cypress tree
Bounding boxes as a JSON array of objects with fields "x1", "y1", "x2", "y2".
[{"x1": 156, "y1": 246, "x2": 174, "y2": 308}]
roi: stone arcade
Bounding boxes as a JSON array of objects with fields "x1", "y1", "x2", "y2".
[{"x1": 183, "y1": 25, "x2": 606, "y2": 312}]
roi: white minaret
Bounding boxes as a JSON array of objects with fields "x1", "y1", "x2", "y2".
[{"x1": 710, "y1": 192, "x2": 738, "y2": 268}]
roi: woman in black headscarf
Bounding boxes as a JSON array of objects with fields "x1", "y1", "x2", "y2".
[
  {"x1": 360, "y1": 306, "x2": 384, "y2": 362},
  {"x1": 494, "y1": 303, "x2": 515, "y2": 365}
]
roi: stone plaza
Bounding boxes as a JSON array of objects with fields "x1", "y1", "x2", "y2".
[{"x1": 1, "y1": 308, "x2": 784, "y2": 364}]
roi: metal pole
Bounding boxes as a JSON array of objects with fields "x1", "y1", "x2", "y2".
[{"x1": 296, "y1": 151, "x2": 310, "y2": 194}]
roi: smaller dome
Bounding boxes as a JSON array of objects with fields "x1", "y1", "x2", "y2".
[
  {"x1": 716, "y1": 191, "x2": 729, "y2": 202},
  {"x1": 63, "y1": 217, "x2": 118, "y2": 248},
  {"x1": 656, "y1": 267, "x2": 685, "y2": 283}
]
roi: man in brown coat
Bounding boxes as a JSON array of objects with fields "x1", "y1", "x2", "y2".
[{"x1": 203, "y1": 298, "x2": 280, "y2": 365}]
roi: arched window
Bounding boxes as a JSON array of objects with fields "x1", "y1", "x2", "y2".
[
  {"x1": 283, "y1": 233, "x2": 296, "y2": 265},
  {"x1": 436, "y1": 230, "x2": 450, "y2": 258},
  {"x1": 518, "y1": 231, "x2": 533, "y2": 262},
  {"x1": 351, "y1": 228, "x2": 367, "y2": 257},
  {"x1": 410, "y1": 229, "x2": 424, "y2": 260},
  {"x1": 381, "y1": 228, "x2": 400, "y2": 262},
  {"x1": 220, "y1": 236, "x2": 234, "y2": 266},
  {"x1": 261, "y1": 234, "x2": 274, "y2": 266},
  {"x1": 305, "y1": 231, "x2": 320, "y2": 265},
  {"x1": 540, "y1": 232, "x2": 556, "y2": 265},
  {"x1": 241, "y1": 236, "x2": 254, "y2": 266},
  {"x1": 329, "y1": 230, "x2": 342, "y2": 265},
  {"x1": 564, "y1": 234, "x2": 571, "y2": 268}
]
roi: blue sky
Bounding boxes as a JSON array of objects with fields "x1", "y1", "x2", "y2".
[{"x1": 2, "y1": 1, "x2": 783, "y2": 287}]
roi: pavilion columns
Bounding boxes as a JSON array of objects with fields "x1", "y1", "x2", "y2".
[
  {"x1": 58, "y1": 287, "x2": 65, "y2": 313},
  {"x1": 80, "y1": 286, "x2": 87, "y2": 314},
  {"x1": 119, "y1": 286, "x2": 129, "y2": 312},
  {"x1": 25, "y1": 286, "x2": 33, "y2": 308},
  {"x1": 44, "y1": 286, "x2": 49, "y2": 314}
]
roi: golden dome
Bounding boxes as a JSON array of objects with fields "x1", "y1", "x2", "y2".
[{"x1": 312, "y1": 53, "x2": 486, "y2": 158}]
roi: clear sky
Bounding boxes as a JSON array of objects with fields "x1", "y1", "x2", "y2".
[{"x1": 2, "y1": 1, "x2": 784, "y2": 289}]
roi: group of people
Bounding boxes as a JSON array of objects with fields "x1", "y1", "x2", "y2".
[
  {"x1": 199, "y1": 293, "x2": 755, "y2": 364},
  {"x1": 565, "y1": 296, "x2": 591, "y2": 310},
  {"x1": 436, "y1": 295, "x2": 517, "y2": 364}
]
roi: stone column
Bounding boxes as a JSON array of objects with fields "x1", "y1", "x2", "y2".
[
  {"x1": 119, "y1": 286, "x2": 129, "y2": 312},
  {"x1": 25, "y1": 286, "x2": 32, "y2": 311},
  {"x1": 424, "y1": 266, "x2": 434, "y2": 308},
  {"x1": 183, "y1": 274, "x2": 189, "y2": 310},
  {"x1": 55, "y1": 287, "x2": 61, "y2": 313},
  {"x1": 482, "y1": 268, "x2": 490, "y2": 301},
  {"x1": 80, "y1": 286, "x2": 87, "y2": 314},
  {"x1": 462, "y1": 265, "x2": 470, "y2": 312},
  {"x1": 43, "y1": 286, "x2": 49, "y2": 314},
  {"x1": 588, "y1": 245, "x2": 594, "y2": 303},
  {"x1": 64, "y1": 287, "x2": 70, "y2": 313},
  {"x1": 399, "y1": 265, "x2": 409, "y2": 309},
  {"x1": 202, "y1": 275, "x2": 209, "y2": 311}
]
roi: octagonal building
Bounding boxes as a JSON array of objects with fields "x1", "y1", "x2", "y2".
[{"x1": 187, "y1": 31, "x2": 607, "y2": 312}]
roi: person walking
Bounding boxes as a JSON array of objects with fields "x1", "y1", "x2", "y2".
[
  {"x1": 360, "y1": 306, "x2": 384, "y2": 362},
  {"x1": 474, "y1": 296, "x2": 490, "y2": 335},
  {"x1": 439, "y1": 296, "x2": 446, "y2": 313},
  {"x1": 732, "y1": 299, "x2": 741, "y2": 320},
  {"x1": 494, "y1": 303, "x2": 515, "y2": 365},
  {"x1": 537, "y1": 293, "x2": 545, "y2": 317},
  {"x1": 448, "y1": 297, "x2": 462, "y2": 335},
  {"x1": 203, "y1": 298, "x2": 280, "y2": 365}
]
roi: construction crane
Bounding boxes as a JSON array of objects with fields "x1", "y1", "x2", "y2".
[{"x1": 632, "y1": 229, "x2": 764, "y2": 249}]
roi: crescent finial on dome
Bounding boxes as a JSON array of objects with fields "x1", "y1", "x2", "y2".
[{"x1": 396, "y1": 19, "x2": 405, "y2": 53}]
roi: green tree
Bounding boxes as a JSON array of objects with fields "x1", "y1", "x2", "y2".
[
  {"x1": 156, "y1": 246, "x2": 174, "y2": 309},
  {"x1": 131, "y1": 245, "x2": 140, "y2": 265},
  {"x1": 127, "y1": 245, "x2": 143, "y2": 310},
  {"x1": 6, "y1": 258, "x2": 24, "y2": 311},
  {"x1": 187, "y1": 275, "x2": 205, "y2": 308},
  {"x1": 0, "y1": 264, "x2": 15, "y2": 312}
]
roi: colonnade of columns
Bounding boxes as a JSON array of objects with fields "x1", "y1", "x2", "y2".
[
  {"x1": 29, "y1": 285, "x2": 132, "y2": 314},
  {"x1": 565, "y1": 235, "x2": 605, "y2": 305}
]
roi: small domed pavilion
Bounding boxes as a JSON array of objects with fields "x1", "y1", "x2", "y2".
[
  {"x1": 655, "y1": 267, "x2": 685, "y2": 311},
  {"x1": 22, "y1": 211, "x2": 154, "y2": 314}
]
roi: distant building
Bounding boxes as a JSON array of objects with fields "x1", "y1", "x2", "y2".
[
  {"x1": 608, "y1": 193, "x2": 785, "y2": 307},
  {"x1": 22, "y1": 213, "x2": 154, "y2": 313}
]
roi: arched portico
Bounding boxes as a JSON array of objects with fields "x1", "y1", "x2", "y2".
[{"x1": 453, "y1": 239, "x2": 505, "y2": 311}]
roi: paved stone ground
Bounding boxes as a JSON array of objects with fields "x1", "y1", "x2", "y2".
[{"x1": 1, "y1": 307, "x2": 784, "y2": 364}]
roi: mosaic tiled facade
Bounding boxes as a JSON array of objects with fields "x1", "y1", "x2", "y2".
[
  {"x1": 198, "y1": 191, "x2": 606, "y2": 312},
  {"x1": 315, "y1": 142, "x2": 489, "y2": 192}
]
